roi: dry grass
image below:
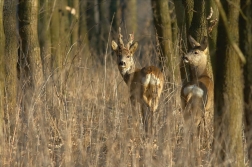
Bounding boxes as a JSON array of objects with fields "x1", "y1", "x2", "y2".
[{"x1": 0, "y1": 37, "x2": 217, "y2": 166}]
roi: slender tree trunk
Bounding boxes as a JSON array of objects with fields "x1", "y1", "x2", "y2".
[
  {"x1": 151, "y1": 0, "x2": 182, "y2": 165},
  {"x1": 240, "y1": 0, "x2": 252, "y2": 166},
  {"x1": 79, "y1": 0, "x2": 90, "y2": 59},
  {"x1": 71, "y1": 0, "x2": 79, "y2": 47},
  {"x1": 152, "y1": 0, "x2": 178, "y2": 74},
  {"x1": 183, "y1": 0, "x2": 194, "y2": 35},
  {"x1": 65, "y1": 0, "x2": 79, "y2": 87},
  {"x1": 0, "y1": 0, "x2": 5, "y2": 155},
  {"x1": 98, "y1": 0, "x2": 109, "y2": 55},
  {"x1": 59, "y1": 0, "x2": 70, "y2": 90},
  {"x1": 121, "y1": 0, "x2": 137, "y2": 33},
  {"x1": 87, "y1": 0, "x2": 98, "y2": 54},
  {"x1": 110, "y1": 0, "x2": 120, "y2": 31},
  {"x1": 19, "y1": 0, "x2": 43, "y2": 90},
  {"x1": 38, "y1": 0, "x2": 52, "y2": 102},
  {"x1": 50, "y1": 1, "x2": 61, "y2": 75},
  {"x1": 215, "y1": 0, "x2": 245, "y2": 166},
  {"x1": 173, "y1": 0, "x2": 189, "y2": 81},
  {"x1": 37, "y1": 1, "x2": 52, "y2": 165},
  {"x1": 206, "y1": 0, "x2": 219, "y2": 75},
  {"x1": 18, "y1": 0, "x2": 44, "y2": 164},
  {"x1": 39, "y1": 0, "x2": 51, "y2": 78},
  {"x1": 3, "y1": 0, "x2": 18, "y2": 138}
]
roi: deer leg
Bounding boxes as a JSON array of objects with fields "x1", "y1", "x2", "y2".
[
  {"x1": 130, "y1": 96, "x2": 141, "y2": 137},
  {"x1": 141, "y1": 104, "x2": 148, "y2": 137}
]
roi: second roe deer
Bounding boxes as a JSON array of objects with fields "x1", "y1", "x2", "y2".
[
  {"x1": 181, "y1": 35, "x2": 214, "y2": 148},
  {"x1": 111, "y1": 28, "x2": 164, "y2": 136}
]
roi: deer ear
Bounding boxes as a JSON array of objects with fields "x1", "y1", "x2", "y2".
[
  {"x1": 200, "y1": 36, "x2": 208, "y2": 51},
  {"x1": 188, "y1": 35, "x2": 200, "y2": 48},
  {"x1": 129, "y1": 42, "x2": 138, "y2": 54},
  {"x1": 111, "y1": 40, "x2": 118, "y2": 51}
]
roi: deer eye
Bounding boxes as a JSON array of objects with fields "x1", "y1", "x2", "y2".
[
  {"x1": 127, "y1": 56, "x2": 130, "y2": 58},
  {"x1": 194, "y1": 51, "x2": 198, "y2": 54}
]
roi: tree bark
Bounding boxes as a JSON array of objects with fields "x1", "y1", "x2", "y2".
[
  {"x1": 151, "y1": 0, "x2": 182, "y2": 165},
  {"x1": 151, "y1": 0, "x2": 179, "y2": 75},
  {"x1": 206, "y1": 0, "x2": 219, "y2": 75},
  {"x1": 3, "y1": 0, "x2": 18, "y2": 138},
  {"x1": 38, "y1": 0, "x2": 52, "y2": 102},
  {"x1": 79, "y1": 0, "x2": 90, "y2": 58},
  {"x1": 215, "y1": 0, "x2": 245, "y2": 166},
  {"x1": 0, "y1": 0, "x2": 5, "y2": 152},
  {"x1": 173, "y1": 0, "x2": 189, "y2": 82},
  {"x1": 98, "y1": 0, "x2": 109, "y2": 55},
  {"x1": 121, "y1": 0, "x2": 137, "y2": 33},
  {"x1": 110, "y1": 0, "x2": 121, "y2": 33},
  {"x1": 87, "y1": 0, "x2": 98, "y2": 53},
  {"x1": 18, "y1": 0, "x2": 43, "y2": 90},
  {"x1": 182, "y1": 0, "x2": 194, "y2": 35},
  {"x1": 239, "y1": 0, "x2": 252, "y2": 166}
]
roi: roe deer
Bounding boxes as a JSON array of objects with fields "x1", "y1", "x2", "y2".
[
  {"x1": 111, "y1": 28, "x2": 164, "y2": 135},
  {"x1": 181, "y1": 36, "x2": 214, "y2": 148}
]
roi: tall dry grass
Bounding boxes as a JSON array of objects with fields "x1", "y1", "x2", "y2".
[{"x1": 0, "y1": 32, "x2": 219, "y2": 166}]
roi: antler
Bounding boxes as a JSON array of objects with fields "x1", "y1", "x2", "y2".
[
  {"x1": 118, "y1": 27, "x2": 124, "y2": 48},
  {"x1": 126, "y1": 33, "x2": 134, "y2": 49},
  {"x1": 118, "y1": 27, "x2": 135, "y2": 50}
]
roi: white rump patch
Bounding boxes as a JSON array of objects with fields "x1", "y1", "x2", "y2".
[
  {"x1": 142, "y1": 74, "x2": 160, "y2": 86},
  {"x1": 183, "y1": 85, "x2": 204, "y2": 98}
]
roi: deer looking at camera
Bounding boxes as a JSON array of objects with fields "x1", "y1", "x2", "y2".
[
  {"x1": 111, "y1": 28, "x2": 164, "y2": 135},
  {"x1": 181, "y1": 36, "x2": 214, "y2": 147}
]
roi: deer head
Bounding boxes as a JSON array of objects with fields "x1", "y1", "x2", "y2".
[
  {"x1": 183, "y1": 36, "x2": 208, "y2": 77},
  {"x1": 111, "y1": 27, "x2": 138, "y2": 75}
]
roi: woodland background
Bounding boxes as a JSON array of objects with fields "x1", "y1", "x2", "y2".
[{"x1": 0, "y1": 0, "x2": 251, "y2": 166}]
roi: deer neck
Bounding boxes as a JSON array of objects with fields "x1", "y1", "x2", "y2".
[
  {"x1": 121, "y1": 65, "x2": 139, "y2": 86},
  {"x1": 191, "y1": 62, "x2": 208, "y2": 81}
]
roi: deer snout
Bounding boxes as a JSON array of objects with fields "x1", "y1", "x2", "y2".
[
  {"x1": 118, "y1": 61, "x2": 126, "y2": 66},
  {"x1": 182, "y1": 55, "x2": 189, "y2": 63}
]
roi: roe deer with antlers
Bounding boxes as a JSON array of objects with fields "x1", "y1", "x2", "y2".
[
  {"x1": 111, "y1": 28, "x2": 164, "y2": 136},
  {"x1": 181, "y1": 36, "x2": 214, "y2": 147}
]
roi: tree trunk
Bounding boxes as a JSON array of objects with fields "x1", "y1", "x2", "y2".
[
  {"x1": 152, "y1": 0, "x2": 178, "y2": 74},
  {"x1": 18, "y1": 0, "x2": 44, "y2": 164},
  {"x1": 0, "y1": 0, "x2": 5, "y2": 152},
  {"x1": 3, "y1": 0, "x2": 18, "y2": 138},
  {"x1": 87, "y1": 0, "x2": 98, "y2": 54},
  {"x1": 79, "y1": 0, "x2": 90, "y2": 58},
  {"x1": 70, "y1": 0, "x2": 79, "y2": 47},
  {"x1": 182, "y1": 0, "x2": 194, "y2": 35},
  {"x1": 110, "y1": 0, "x2": 121, "y2": 33},
  {"x1": 151, "y1": 0, "x2": 182, "y2": 165},
  {"x1": 215, "y1": 0, "x2": 245, "y2": 166},
  {"x1": 38, "y1": 0, "x2": 52, "y2": 102},
  {"x1": 239, "y1": 0, "x2": 252, "y2": 166},
  {"x1": 173, "y1": 0, "x2": 189, "y2": 82},
  {"x1": 206, "y1": 0, "x2": 219, "y2": 75},
  {"x1": 121, "y1": 0, "x2": 137, "y2": 33},
  {"x1": 19, "y1": 0, "x2": 43, "y2": 90},
  {"x1": 98, "y1": 0, "x2": 109, "y2": 55}
]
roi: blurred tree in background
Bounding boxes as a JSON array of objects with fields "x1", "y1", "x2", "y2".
[
  {"x1": 3, "y1": 0, "x2": 18, "y2": 139},
  {"x1": 239, "y1": 0, "x2": 252, "y2": 166},
  {"x1": 214, "y1": 0, "x2": 245, "y2": 165}
]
